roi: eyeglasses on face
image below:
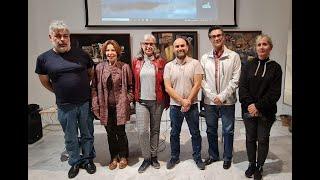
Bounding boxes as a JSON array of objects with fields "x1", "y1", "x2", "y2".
[
  {"x1": 142, "y1": 42, "x2": 155, "y2": 46},
  {"x1": 209, "y1": 34, "x2": 223, "y2": 39}
]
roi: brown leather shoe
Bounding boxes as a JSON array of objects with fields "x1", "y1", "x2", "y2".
[
  {"x1": 119, "y1": 158, "x2": 128, "y2": 169},
  {"x1": 108, "y1": 158, "x2": 118, "y2": 170}
]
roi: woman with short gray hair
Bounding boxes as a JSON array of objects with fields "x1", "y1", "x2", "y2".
[{"x1": 132, "y1": 34, "x2": 169, "y2": 173}]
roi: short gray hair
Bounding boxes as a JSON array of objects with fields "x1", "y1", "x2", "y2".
[
  {"x1": 143, "y1": 34, "x2": 156, "y2": 43},
  {"x1": 49, "y1": 20, "x2": 69, "y2": 34},
  {"x1": 255, "y1": 34, "x2": 273, "y2": 48}
]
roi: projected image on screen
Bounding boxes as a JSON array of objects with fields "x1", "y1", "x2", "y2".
[
  {"x1": 101, "y1": 0, "x2": 217, "y2": 24},
  {"x1": 86, "y1": 0, "x2": 235, "y2": 26}
]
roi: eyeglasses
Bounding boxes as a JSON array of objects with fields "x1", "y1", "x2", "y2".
[
  {"x1": 142, "y1": 42, "x2": 155, "y2": 46},
  {"x1": 209, "y1": 34, "x2": 223, "y2": 39}
]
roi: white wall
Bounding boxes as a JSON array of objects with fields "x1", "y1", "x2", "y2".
[
  {"x1": 28, "y1": 0, "x2": 292, "y2": 117},
  {"x1": 284, "y1": 4, "x2": 292, "y2": 108}
]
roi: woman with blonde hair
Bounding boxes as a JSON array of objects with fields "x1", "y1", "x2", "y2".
[{"x1": 239, "y1": 34, "x2": 282, "y2": 180}]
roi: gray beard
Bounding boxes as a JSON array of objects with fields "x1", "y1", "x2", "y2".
[{"x1": 54, "y1": 46, "x2": 70, "y2": 53}]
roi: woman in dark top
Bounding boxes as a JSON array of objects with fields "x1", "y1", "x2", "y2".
[
  {"x1": 239, "y1": 34, "x2": 282, "y2": 180},
  {"x1": 91, "y1": 40, "x2": 134, "y2": 170}
]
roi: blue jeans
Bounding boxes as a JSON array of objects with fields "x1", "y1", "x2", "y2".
[
  {"x1": 86, "y1": 110, "x2": 96, "y2": 160},
  {"x1": 204, "y1": 104, "x2": 235, "y2": 161},
  {"x1": 57, "y1": 101, "x2": 94, "y2": 166},
  {"x1": 169, "y1": 104, "x2": 202, "y2": 162}
]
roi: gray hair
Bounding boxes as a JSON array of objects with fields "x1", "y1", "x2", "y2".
[
  {"x1": 255, "y1": 34, "x2": 273, "y2": 48},
  {"x1": 136, "y1": 34, "x2": 160, "y2": 59},
  {"x1": 49, "y1": 20, "x2": 69, "y2": 34},
  {"x1": 143, "y1": 34, "x2": 156, "y2": 43}
]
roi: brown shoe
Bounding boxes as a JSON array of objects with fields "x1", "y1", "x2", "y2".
[
  {"x1": 108, "y1": 158, "x2": 118, "y2": 170},
  {"x1": 119, "y1": 158, "x2": 128, "y2": 169}
]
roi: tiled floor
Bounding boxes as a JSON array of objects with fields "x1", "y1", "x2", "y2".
[{"x1": 28, "y1": 117, "x2": 292, "y2": 180}]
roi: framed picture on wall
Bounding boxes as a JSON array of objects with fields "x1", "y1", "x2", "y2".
[
  {"x1": 224, "y1": 31, "x2": 262, "y2": 64},
  {"x1": 152, "y1": 31, "x2": 198, "y2": 62},
  {"x1": 70, "y1": 34, "x2": 131, "y2": 66}
]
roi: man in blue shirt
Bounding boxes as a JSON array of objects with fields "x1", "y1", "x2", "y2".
[{"x1": 35, "y1": 20, "x2": 96, "y2": 179}]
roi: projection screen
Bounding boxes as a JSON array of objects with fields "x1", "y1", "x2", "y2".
[{"x1": 85, "y1": 0, "x2": 236, "y2": 27}]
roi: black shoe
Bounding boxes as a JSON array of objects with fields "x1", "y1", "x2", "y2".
[
  {"x1": 166, "y1": 158, "x2": 180, "y2": 169},
  {"x1": 254, "y1": 166, "x2": 263, "y2": 180},
  {"x1": 245, "y1": 162, "x2": 256, "y2": 178},
  {"x1": 151, "y1": 156, "x2": 160, "y2": 169},
  {"x1": 83, "y1": 160, "x2": 96, "y2": 174},
  {"x1": 223, "y1": 160, "x2": 232, "y2": 169},
  {"x1": 138, "y1": 159, "x2": 151, "y2": 173},
  {"x1": 68, "y1": 164, "x2": 80, "y2": 179},
  {"x1": 204, "y1": 157, "x2": 219, "y2": 165},
  {"x1": 195, "y1": 159, "x2": 205, "y2": 170}
]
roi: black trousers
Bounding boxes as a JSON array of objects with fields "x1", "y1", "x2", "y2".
[
  {"x1": 104, "y1": 106, "x2": 129, "y2": 160},
  {"x1": 243, "y1": 116, "x2": 275, "y2": 166}
]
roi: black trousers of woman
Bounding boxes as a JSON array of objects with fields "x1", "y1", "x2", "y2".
[
  {"x1": 243, "y1": 116, "x2": 275, "y2": 166},
  {"x1": 104, "y1": 106, "x2": 129, "y2": 160}
]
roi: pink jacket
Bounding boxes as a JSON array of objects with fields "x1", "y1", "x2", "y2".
[{"x1": 91, "y1": 61, "x2": 134, "y2": 125}]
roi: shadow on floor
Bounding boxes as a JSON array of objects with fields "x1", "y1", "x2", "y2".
[
  {"x1": 93, "y1": 131, "x2": 214, "y2": 166},
  {"x1": 93, "y1": 131, "x2": 227, "y2": 166},
  {"x1": 89, "y1": 127, "x2": 290, "y2": 176},
  {"x1": 233, "y1": 150, "x2": 286, "y2": 175}
]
